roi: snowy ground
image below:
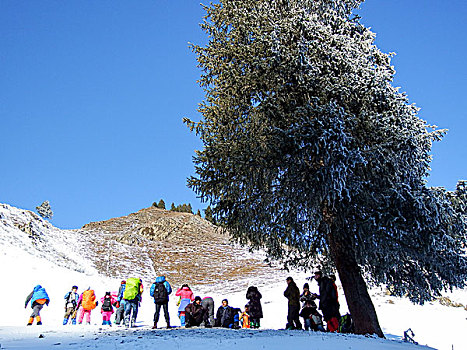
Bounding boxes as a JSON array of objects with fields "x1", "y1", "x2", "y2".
[
  {"x1": 0, "y1": 327, "x2": 433, "y2": 350},
  {"x1": 1, "y1": 204, "x2": 466, "y2": 350}
]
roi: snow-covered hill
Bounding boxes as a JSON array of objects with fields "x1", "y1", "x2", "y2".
[{"x1": 0, "y1": 203, "x2": 466, "y2": 350}]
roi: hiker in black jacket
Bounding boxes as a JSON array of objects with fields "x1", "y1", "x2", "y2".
[
  {"x1": 284, "y1": 277, "x2": 302, "y2": 330},
  {"x1": 312, "y1": 271, "x2": 340, "y2": 332},
  {"x1": 246, "y1": 286, "x2": 263, "y2": 328},
  {"x1": 214, "y1": 299, "x2": 240, "y2": 328},
  {"x1": 300, "y1": 283, "x2": 317, "y2": 308},
  {"x1": 185, "y1": 296, "x2": 209, "y2": 327}
]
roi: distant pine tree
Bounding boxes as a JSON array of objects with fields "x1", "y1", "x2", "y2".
[
  {"x1": 170, "y1": 202, "x2": 195, "y2": 213},
  {"x1": 157, "y1": 199, "x2": 166, "y2": 210},
  {"x1": 152, "y1": 202, "x2": 158, "y2": 207},
  {"x1": 36, "y1": 200, "x2": 53, "y2": 219},
  {"x1": 196, "y1": 209, "x2": 201, "y2": 216},
  {"x1": 204, "y1": 205, "x2": 215, "y2": 224}
]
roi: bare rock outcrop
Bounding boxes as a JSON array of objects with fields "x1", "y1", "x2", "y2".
[{"x1": 78, "y1": 206, "x2": 283, "y2": 292}]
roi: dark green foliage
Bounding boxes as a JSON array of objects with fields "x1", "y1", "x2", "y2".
[
  {"x1": 196, "y1": 209, "x2": 202, "y2": 217},
  {"x1": 204, "y1": 205, "x2": 215, "y2": 224},
  {"x1": 169, "y1": 202, "x2": 194, "y2": 214},
  {"x1": 157, "y1": 199, "x2": 166, "y2": 210}
]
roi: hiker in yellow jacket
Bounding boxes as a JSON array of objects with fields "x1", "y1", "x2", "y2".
[{"x1": 123, "y1": 278, "x2": 143, "y2": 328}]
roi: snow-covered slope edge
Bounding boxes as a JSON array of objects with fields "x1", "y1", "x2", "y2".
[{"x1": 0, "y1": 203, "x2": 96, "y2": 275}]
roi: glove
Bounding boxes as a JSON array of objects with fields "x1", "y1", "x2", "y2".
[{"x1": 96, "y1": 301, "x2": 99, "y2": 306}]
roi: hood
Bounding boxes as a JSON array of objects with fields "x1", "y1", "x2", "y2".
[
  {"x1": 34, "y1": 285, "x2": 42, "y2": 292},
  {"x1": 155, "y1": 276, "x2": 166, "y2": 283}
]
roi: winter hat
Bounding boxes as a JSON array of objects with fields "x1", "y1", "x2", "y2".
[
  {"x1": 194, "y1": 296, "x2": 202, "y2": 302},
  {"x1": 121, "y1": 280, "x2": 126, "y2": 285},
  {"x1": 303, "y1": 283, "x2": 310, "y2": 290},
  {"x1": 222, "y1": 299, "x2": 228, "y2": 304},
  {"x1": 72, "y1": 285, "x2": 78, "y2": 290},
  {"x1": 105, "y1": 291, "x2": 111, "y2": 296}
]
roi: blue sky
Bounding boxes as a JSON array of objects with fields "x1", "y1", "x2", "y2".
[{"x1": 1, "y1": 1, "x2": 465, "y2": 229}]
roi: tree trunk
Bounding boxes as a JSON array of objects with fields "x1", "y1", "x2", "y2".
[{"x1": 328, "y1": 229, "x2": 384, "y2": 338}]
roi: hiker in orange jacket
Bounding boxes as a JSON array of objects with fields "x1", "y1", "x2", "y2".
[
  {"x1": 240, "y1": 305, "x2": 251, "y2": 328},
  {"x1": 77, "y1": 288, "x2": 98, "y2": 325}
]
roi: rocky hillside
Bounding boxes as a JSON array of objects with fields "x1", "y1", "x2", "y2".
[
  {"x1": 78, "y1": 206, "x2": 284, "y2": 292},
  {"x1": 1, "y1": 203, "x2": 285, "y2": 294}
]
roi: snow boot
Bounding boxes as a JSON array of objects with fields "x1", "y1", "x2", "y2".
[
  {"x1": 36, "y1": 316, "x2": 42, "y2": 325},
  {"x1": 63, "y1": 318, "x2": 69, "y2": 325},
  {"x1": 152, "y1": 322, "x2": 157, "y2": 329},
  {"x1": 27, "y1": 317, "x2": 34, "y2": 326},
  {"x1": 72, "y1": 318, "x2": 77, "y2": 325}
]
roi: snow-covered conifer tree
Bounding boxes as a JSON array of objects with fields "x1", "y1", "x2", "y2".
[
  {"x1": 186, "y1": 0, "x2": 467, "y2": 336},
  {"x1": 36, "y1": 200, "x2": 53, "y2": 219}
]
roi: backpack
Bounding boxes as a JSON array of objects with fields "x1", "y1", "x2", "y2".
[
  {"x1": 123, "y1": 278, "x2": 141, "y2": 300},
  {"x1": 339, "y1": 313, "x2": 354, "y2": 333},
  {"x1": 82, "y1": 290, "x2": 97, "y2": 310},
  {"x1": 102, "y1": 296, "x2": 112, "y2": 312},
  {"x1": 152, "y1": 282, "x2": 168, "y2": 304}
]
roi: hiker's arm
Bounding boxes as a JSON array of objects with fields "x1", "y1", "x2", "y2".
[{"x1": 25, "y1": 291, "x2": 33, "y2": 308}]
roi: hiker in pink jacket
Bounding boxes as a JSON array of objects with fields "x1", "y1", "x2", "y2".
[
  {"x1": 175, "y1": 284, "x2": 195, "y2": 326},
  {"x1": 175, "y1": 284, "x2": 195, "y2": 301},
  {"x1": 100, "y1": 292, "x2": 117, "y2": 326}
]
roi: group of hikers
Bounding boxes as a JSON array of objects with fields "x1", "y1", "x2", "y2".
[
  {"x1": 25, "y1": 271, "x2": 350, "y2": 333},
  {"x1": 284, "y1": 271, "x2": 341, "y2": 332}
]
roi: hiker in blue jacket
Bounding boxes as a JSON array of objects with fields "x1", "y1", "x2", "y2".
[
  {"x1": 63, "y1": 285, "x2": 79, "y2": 325},
  {"x1": 114, "y1": 280, "x2": 126, "y2": 325},
  {"x1": 25, "y1": 285, "x2": 50, "y2": 326},
  {"x1": 150, "y1": 275, "x2": 172, "y2": 329}
]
